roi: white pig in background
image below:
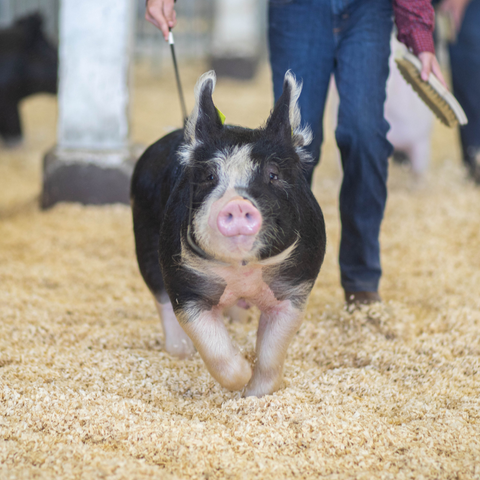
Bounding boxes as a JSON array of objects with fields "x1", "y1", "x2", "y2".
[
  {"x1": 328, "y1": 36, "x2": 434, "y2": 178},
  {"x1": 385, "y1": 37, "x2": 434, "y2": 177}
]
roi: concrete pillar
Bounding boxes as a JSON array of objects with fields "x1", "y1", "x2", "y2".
[
  {"x1": 210, "y1": 0, "x2": 262, "y2": 80},
  {"x1": 0, "y1": 0, "x2": 12, "y2": 27},
  {"x1": 41, "y1": 0, "x2": 141, "y2": 209}
]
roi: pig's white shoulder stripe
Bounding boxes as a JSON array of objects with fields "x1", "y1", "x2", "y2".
[
  {"x1": 256, "y1": 238, "x2": 299, "y2": 267},
  {"x1": 180, "y1": 235, "x2": 298, "y2": 278}
]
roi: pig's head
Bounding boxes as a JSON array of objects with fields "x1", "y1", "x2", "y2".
[{"x1": 180, "y1": 70, "x2": 313, "y2": 265}]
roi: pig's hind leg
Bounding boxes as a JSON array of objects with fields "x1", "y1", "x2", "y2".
[
  {"x1": 245, "y1": 300, "x2": 304, "y2": 397},
  {"x1": 410, "y1": 139, "x2": 431, "y2": 177},
  {"x1": 0, "y1": 97, "x2": 22, "y2": 145},
  {"x1": 154, "y1": 299, "x2": 195, "y2": 359},
  {"x1": 133, "y1": 207, "x2": 194, "y2": 359}
]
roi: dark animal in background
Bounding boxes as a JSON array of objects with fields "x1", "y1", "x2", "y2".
[
  {"x1": 0, "y1": 13, "x2": 58, "y2": 146},
  {"x1": 131, "y1": 71, "x2": 326, "y2": 397}
]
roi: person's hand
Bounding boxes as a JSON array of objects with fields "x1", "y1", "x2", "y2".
[
  {"x1": 145, "y1": 0, "x2": 177, "y2": 42},
  {"x1": 439, "y1": 0, "x2": 471, "y2": 32},
  {"x1": 418, "y1": 51, "x2": 448, "y2": 89}
]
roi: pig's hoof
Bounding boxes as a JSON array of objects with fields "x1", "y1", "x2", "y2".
[
  {"x1": 214, "y1": 356, "x2": 252, "y2": 391},
  {"x1": 244, "y1": 370, "x2": 282, "y2": 397},
  {"x1": 165, "y1": 337, "x2": 195, "y2": 359}
]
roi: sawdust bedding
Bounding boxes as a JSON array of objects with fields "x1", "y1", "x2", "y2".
[{"x1": 1, "y1": 62, "x2": 480, "y2": 480}]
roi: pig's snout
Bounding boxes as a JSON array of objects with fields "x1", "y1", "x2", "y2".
[{"x1": 217, "y1": 198, "x2": 262, "y2": 237}]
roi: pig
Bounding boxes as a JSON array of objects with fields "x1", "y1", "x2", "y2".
[
  {"x1": 0, "y1": 13, "x2": 58, "y2": 146},
  {"x1": 131, "y1": 71, "x2": 326, "y2": 397},
  {"x1": 385, "y1": 38, "x2": 434, "y2": 177}
]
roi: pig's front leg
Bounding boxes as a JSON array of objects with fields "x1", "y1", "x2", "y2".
[
  {"x1": 179, "y1": 306, "x2": 252, "y2": 391},
  {"x1": 155, "y1": 299, "x2": 195, "y2": 359},
  {"x1": 245, "y1": 300, "x2": 304, "y2": 397}
]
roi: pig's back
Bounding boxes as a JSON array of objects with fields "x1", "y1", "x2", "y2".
[{"x1": 131, "y1": 129, "x2": 185, "y2": 214}]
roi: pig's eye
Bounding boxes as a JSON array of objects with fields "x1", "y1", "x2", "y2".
[
  {"x1": 268, "y1": 167, "x2": 280, "y2": 183},
  {"x1": 202, "y1": 171, "x2": 216, "y2": 184},
  {"x1": 265, "y1": 163, "x2": 281, "y2": 185}
]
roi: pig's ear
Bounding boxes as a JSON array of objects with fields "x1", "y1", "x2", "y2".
[
  {"x1": 265, "y1": 71, "x2": 312, "y2": 148},
  {"x1": 184, "y1": 71, "x2": 224, "y2": 146}
]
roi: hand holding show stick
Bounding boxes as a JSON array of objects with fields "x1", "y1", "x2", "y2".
[{"x1": 145, "y1": 0, "x2": 177, "y2": 41}]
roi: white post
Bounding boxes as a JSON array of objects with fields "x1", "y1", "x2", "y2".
[
  {"x1": 210, "y1": 0, "x2": 262, "y2": 80},
  {"x1": 42, "y1": 0, "x2": 140, "y2": 208},
  {"x1": 0, "y1": 0, "x2": 11, "y2": 27}
]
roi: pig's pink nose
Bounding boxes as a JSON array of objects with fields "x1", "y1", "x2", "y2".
[{"x1": 217, "y1": 198, "x2": 262, "y2": 237}]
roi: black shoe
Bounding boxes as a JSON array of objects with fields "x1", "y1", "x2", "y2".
[
  {"x1": 465, "y1": 148, "x2": 480, "y2": 185},
  {"x1": 470, "y1": 160, "x2": 480, "y2": 185},
  {"x1": 344, "y1": 291, "x2": 381, "y2": 306}
]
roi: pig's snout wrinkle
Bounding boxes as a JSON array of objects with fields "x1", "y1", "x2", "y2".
[{"x1": 217, "y1": 199, "x2": 262, "y2": 237}]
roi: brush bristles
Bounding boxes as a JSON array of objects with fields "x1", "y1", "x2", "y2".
[{"x1": 395, "y1": 58, "x2": 459, "y2": 128}]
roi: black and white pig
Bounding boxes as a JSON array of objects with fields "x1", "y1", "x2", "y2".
[{"x1": 131, "y1": 71, "x2": 326, "y2": 397}]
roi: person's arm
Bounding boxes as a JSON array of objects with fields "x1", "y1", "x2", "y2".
[
  {"x1": 393, "y1": 0, "x2": 448, "y2": 87},
  {"x1": 439, "y1": 0, "x2": 471, "y2": 32},
  {"x1": 145, "y1": 0, "x2": 177, "y2": 42}
]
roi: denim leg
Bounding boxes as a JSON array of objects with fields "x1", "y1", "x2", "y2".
[
  {"x1": 334, "y1": 0, "x2": 393, "y2": 292},
  {"x1": 268, "y1": 0, "x2": 335, "y2": 184},
  {"x1": 449, "y1": 0, "x2": 480, "y2": 165}
]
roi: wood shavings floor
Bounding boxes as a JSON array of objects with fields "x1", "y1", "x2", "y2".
[{"x1": 1, "y1": 61, "x2": 479, "y2": 480}]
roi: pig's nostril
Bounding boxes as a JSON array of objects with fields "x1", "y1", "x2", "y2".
[{"x1": 217, "y1": 199, "x2": 262, "y2": 237}]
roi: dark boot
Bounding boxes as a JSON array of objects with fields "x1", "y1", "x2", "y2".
[
  {"x1": 466, "y1": 149, "x2": 480, "y2": 185},
  {"x1": 344, "y1": 291, "x2": 381, "y2": 306}
]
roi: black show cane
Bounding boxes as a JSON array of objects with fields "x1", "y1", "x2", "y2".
[{"x1": 168, "y1": 28, "x2": 188, "y2": 127}]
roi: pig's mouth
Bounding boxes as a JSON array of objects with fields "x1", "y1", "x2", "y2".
[
  {"x1": 193, "y1": 225, "x2": 263, "y2": 266},
  {"x1": 201, "y1": 229, "x2": 261, "y2": 265},
  {"x1": 222, "y1": 233, "x2": 257, "y2": 253}
]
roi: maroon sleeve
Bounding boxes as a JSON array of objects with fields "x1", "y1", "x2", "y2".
[{"x1": 393, "y1": 0, "x2": 436, "y2": 55}]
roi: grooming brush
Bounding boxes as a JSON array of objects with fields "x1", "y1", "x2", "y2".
[{"x1": 395, "y1": 49, "x2": 468, "y2": 128}]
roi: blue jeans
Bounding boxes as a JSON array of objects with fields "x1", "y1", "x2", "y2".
[
  {"x1": 269, "y1": 0, "x2": 393, "y2": 293},
  {"x1": 449, "y1": 0, "x2": 480, "y2": 166}
]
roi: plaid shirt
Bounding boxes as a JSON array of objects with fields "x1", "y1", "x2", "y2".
[{"x1": 394, "y1": 0, "x2": 436, "y2": 54}]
